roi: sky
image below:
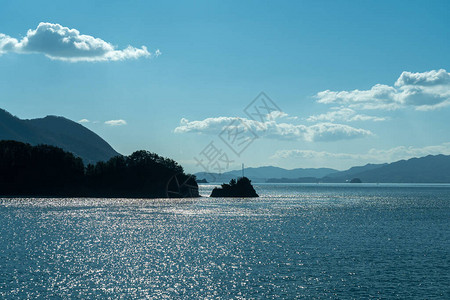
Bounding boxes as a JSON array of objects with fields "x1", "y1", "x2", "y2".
[{"x1": 1, "y1": 0, "x2": 450, "y2": 173}]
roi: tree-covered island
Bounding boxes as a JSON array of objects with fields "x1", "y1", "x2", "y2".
[
  {"x1": 210, "y1": 177, "x2": 258, "y2": 197},
  {"x1": 0, "y1": 140, "x2": 199, "y2": 198}
]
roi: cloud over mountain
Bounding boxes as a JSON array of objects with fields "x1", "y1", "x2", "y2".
[
  {"x1": 175, "y1": 116, "x2": 371, "y2": 142},
  {"x1": 316, "y1": 69, "x2": 450, "y2": 111},
  {"x1": 272, "y1": 142, "x2": 450, "y2": 164},
  {"x1": 0, "y1": 22, "x2": 153, "y2": 62},
  {"x1": 105, "y1": 120, "x2": 127, "y2": 126}
]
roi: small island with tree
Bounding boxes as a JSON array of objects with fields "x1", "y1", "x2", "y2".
[
  {"x1": 350, "y1": 178, "x2": 362, "y2": 183},
  {"x1": 210, "y1": 177, "x2": 258, "y2": 197}
]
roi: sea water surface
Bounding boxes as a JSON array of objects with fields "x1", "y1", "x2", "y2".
[{"x1": 0, "y1": 183, "x2": 449, "y2": 299}]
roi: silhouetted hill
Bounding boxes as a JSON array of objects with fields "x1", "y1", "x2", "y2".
[
  {"x1": 266, "y1": 177, "x2": 321, "y2": 183},
  {"x1": 343, "y1": 155, "x2": 450, "y2": 183},
  {"x1": 0, "y1": 109, "x2": 119, "y2": 163},
  {"x1": 196, "y1": 166, "x2": 337, "y2": 183},
  {"x1": 324, "y1": 163, "x2": 387, "y2": 179},
  {"x1": 204, "y1": 155, "x2": 450, "y2": 184},
  {"x1": 276, "y1": 155, "x2": 450, "y2": 183}
]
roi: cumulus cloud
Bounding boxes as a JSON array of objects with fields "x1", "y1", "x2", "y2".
[
  {"x1": 174, "y1": 116, "x2": 371, "y2": 142},
  {"x1": 271, "y1": 142, "x2": 450, "y2": 164},
  {"x1": 0, "y1": 22, "x2": 154, "y2": 62},
  {"x1": 0, "y1": 33, "x2": 17, "y2": 54},
  {"x1": 78, "y1": 119, "x2": 90, "y2": 123},
  {"x1": 317, "y1": 84, "x2": 401, "y2": 110},
  {"x1": 316, "y1": 69, "x2": 450, "y2": 111},
  {"x1": 175, "y1": 117, "x2": 239, "y2": 134},
  {"x1": 395, "y1": 69, "x2": 450, "y2": 87},
  {"x1": 105, "y1": 119, "x2": 127, "y2": 126},
  {"x1": 307, "y1": 108, "x2": 386, "y2": 122},
  {"x1": 304, "y1": 123, "x2": 372, "y2": 142}
]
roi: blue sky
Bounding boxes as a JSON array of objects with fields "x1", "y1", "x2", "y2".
[{"x1": 1, "y1": 0, "x2": 449, "y2": 173}]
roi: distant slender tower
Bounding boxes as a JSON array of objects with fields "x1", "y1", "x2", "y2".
[{"x1": 242, "y1": 163, "x2": 244, "y2": 178}]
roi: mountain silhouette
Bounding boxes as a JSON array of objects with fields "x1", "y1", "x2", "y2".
[
  {"x1": 196, "y1": 166, "x2": 337, "y2": 183},
  {"x1": 323, "y1": 163, "x2": 387, "y2": 179},
  {"x1": 198, "y1": 155, "x2": 450, "y2": 184},
  {"x1": 329, "y1": 154, "x2": 450, "y2": 183},
  {"x1": 0, "y1": 108, "x2": 119, "y2": 164},
  {"x1": 266, "y1": 155, "x2": 450, "y2": 183}
]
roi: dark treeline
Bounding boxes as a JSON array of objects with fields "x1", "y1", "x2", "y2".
[{"x1": 0, "y1": 140, "x2": 198, "y2": 198}]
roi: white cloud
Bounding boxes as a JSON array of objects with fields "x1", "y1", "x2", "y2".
[
  {"x1": 272, "y1": 149, "x2": 359, "y2": 160},
  {"x1": 78, "y1": 119, "x2": 90, "y2": 123},
  {"x1": 0, "y1": 22, "x2": 154, "y2": 62},
  {"x1": 316, "y1": 69, "x2": 450, "y2": 111},
  {"x1": 307, "y1": 108, "x2": 386, "y2": 122},
  {"x1": 317, "y1": 84, "x2": 401, "y2": 110},
  {"x1": 174, "y1": 116, "x2": 372, "y2": 142},
  {"x1": 395, "y1": 69, "x2": 450, "y2": 87},
  {"x1": 304, "y1": 123, "x2": 372, "y2": 142},
  {"x1": 0, "y1": 33, "x2": 17, "y2": 54},
  {"x1": 105, "y1": 119, "x2": 127, "y2": 126},
  {"x1": 271, "y1": 142, "x2": 450, "y2": 164},
  {"x1": 175, "y1": 117, "x2": 239, "y2": 134}
]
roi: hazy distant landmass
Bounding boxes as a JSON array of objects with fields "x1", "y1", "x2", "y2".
[
  {"x1": 196, "y1": 166, "x2": 337, "y2": 183},
  {"x1": 0, "y1": 108, "x2": 119, "y2": 164},
  {"x1": 324, "y1": 163, "x2": 387, "y2": 180},
  {"x1": 199, "y1": 155, "x2": 450, "y2": 184},
  {"x1": 265, "y1": 177, "x2": 323, "y2": 183},
  {"x1": 329, "y1": 154, "x2": 450, "y2": 183}
]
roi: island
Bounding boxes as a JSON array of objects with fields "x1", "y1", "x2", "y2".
[
  {"x1": 196, "y1": 178, "x2": 208, "y2": 183},
  {"x1": 350, "y1": 178, "x2": 362, "y2": 183},
  {"x1": 210, "y1": 177, "x2": 259, "y2": 197}
]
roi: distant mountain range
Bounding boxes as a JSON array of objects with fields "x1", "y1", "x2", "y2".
[
  {"x1": 196, "y1": 166, "x2": 338, "y2": 183},
  {"x1": 196, "y1": 155, "x2": 450, "y2": 183},
  {"x1": 321, "y1": 154, "x2": 450, "y2": 183},
  {"x1": 2, "y1": 108, "x2": 449, "y2": 183},
  {"x1": 0, "y1": 108, "x2": 119, "y2": 164}
]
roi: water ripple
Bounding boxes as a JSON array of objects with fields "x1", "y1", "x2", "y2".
[{"x1": 1, "y1": 184, "x2": 449, "y2": 298}]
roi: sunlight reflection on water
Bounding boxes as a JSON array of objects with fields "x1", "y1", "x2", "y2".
[{"x1": 0, "y1": 184, "x2": 449, "y2": 298}]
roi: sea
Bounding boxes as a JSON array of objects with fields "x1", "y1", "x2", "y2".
[{"x1": 0, "y1": 183, "x2": 449, "y2": 299}]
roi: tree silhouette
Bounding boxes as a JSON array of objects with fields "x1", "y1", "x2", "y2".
[
  {"x1": 211, "y1": 177, "x2": 258, "y2": 197},
  {"x1": 0, "y1": 140, "x2": 198, "y2": 198}
]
